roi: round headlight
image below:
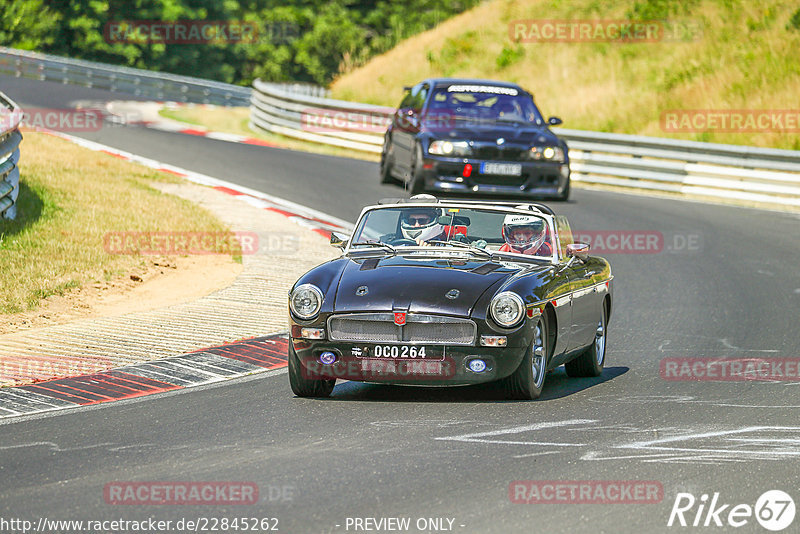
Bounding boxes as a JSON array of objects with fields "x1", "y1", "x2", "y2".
[
  {"x1": 490, "y1": 291, "x2": 525, "y2": 327},
  {"x1": 543, "y1": 146, "x2": 555, "y2": 159},
  {"x1": 440, "y1": 140, "x2": 454, "y2": 154},
  {"x1": 290, "y1": 284, "x2": 324, "y2": 319}
]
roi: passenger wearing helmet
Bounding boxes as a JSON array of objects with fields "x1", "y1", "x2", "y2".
[
  {"x1": 399, "y1": 207, "x2": 445, "y2": 245},
  {"x1": 499, "y1": 214, "x2": 552, "y2": 256},
  {"x1": 495, "y1": 97, "x2": 522, "y2": 122}
]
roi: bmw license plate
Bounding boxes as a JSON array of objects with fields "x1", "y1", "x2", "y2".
[{"x1": 480, "y1": 162, "x2": 522, "y2": 176}]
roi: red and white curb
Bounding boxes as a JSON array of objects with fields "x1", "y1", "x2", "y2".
[
  {"x1": 103, "y1": 100, "x2": 280, "y2": 148},
  {"x1": 42, "y1": 129, "x2": 354, "y2": 238},
  {"x1": 0, "y1": 130, "x2": 354, "y2": 418},
  {"x1": 0, "y1": 334, "x2": 289, "y2": 420}
]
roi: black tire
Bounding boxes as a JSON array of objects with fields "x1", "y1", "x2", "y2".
[
  {"x1": 408, "y1": 144, "x2": 426, "y2": 195},
  {"x1": 288, "y1": 343, "x2": 335, "y2": 397},
  {"x1": 380, "y1": 136, "x2": 395, "y2": 184},
  {"x1": 503, "y1": 316, "x2": 548, "y2": 400},
  {"x1": 556, "y1": 177, "x2": 571, "y2": 201},
  {"x1": 564, "y1": 304, "x2": 607, "y2": 377}
]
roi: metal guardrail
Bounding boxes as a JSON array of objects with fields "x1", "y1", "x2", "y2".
[
  {"x1": 0, "y1": 47, "x2": 250, "y2": 106},
  {"x1": 0, "y1": 91, "x2": 22, "y2": 220},
  {"x1": 250, "y1": 78, "x2": 800, "y2": 207}
]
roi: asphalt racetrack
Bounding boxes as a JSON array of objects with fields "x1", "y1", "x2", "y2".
[{"x1": 2, "y1": 75, "x2": 800, "y2": 533}]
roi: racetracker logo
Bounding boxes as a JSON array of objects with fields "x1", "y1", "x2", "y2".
[
  {"x1": 104, "y1": 482, "x2": 258, "y2": 505},
  {"x1": 103, "y1": 231, "x2": 260, "y2": 255},
  {"x1": 0, "y1": 357, "x2": 111, "y2": 383},
  {"x1": 661, "y1": 110, "x2": 800, "y2": 133},
  {"x1": 570, "y1": 231, "x2": 701, "y2": 254},
  {"x1": 509, "y1": 19, "x2": 702, "y2": 43},
  {"x1": 301, "y1": 107, "x2": 393, "y2": 134},
  {"x1": 667, "y1": 490, "x2": 795, "y2": 530},
  {"x1": 660, "y1": 358, "x2": 800, "y2": 382},
  {"x1": 104, "y1": 20, "x2": 258, "y2": 45},
  {"x1": 5, "y1": 108, "x2": 104, "y2": 132},
  {"x1": 509, "y1": 480, "x2": 663, "y2": 504},
  {"x1": 302, "y1": 358, "x2": 457, "y2": 381}
]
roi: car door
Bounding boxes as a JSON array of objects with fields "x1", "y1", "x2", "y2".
[
  {"x1": 392, "y1": 84, "x2": 428, "y2": 174},
  {"x1": 554, "y1": 216, "x2": 599, "y2": 351}
]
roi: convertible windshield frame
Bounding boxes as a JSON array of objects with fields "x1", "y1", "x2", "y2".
[{"x1": 345, "y1": 202, "x2": 561, "y2": 264}]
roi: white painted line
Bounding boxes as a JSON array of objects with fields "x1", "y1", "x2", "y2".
[{"x1": 435, "y1": 419, "x2": 595, "y2": 446}]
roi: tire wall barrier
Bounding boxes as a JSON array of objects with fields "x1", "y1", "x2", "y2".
[{"x1": 0, "y1": 91, "x2": 22, "y2": 220}]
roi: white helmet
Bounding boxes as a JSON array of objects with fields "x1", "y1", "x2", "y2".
[
  {"x1": 502, "y1": 214, "x2": 546, "y2": 252},
  {"x1": 400, "y1": 207, "x2": 443, "y2": 241}
]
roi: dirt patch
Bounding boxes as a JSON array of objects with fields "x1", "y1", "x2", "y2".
[{"x1": 0, "y1": 254, "x2": 242, "y2": 335}]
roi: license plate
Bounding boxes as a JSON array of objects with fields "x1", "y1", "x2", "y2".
[
  {"x1": 480, "y1": 162, "x2": 522, "y2": 176},
  {"x1": 351, "y1": 345, "x2": 444, "y2": 361}
]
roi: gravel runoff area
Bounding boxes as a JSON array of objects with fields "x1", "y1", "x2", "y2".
[{"x1": 0, "y1": 182, "x2": 340, "y2": 387}]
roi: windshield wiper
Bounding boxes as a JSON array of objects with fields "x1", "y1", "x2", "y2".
[
  {"x1": 350, "y1": 239, "x2": 397, "y2": 255},
  {"x1": 426, "y1": 240, "x2": 493, "y2": 260}
]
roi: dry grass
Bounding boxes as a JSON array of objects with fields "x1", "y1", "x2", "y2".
[
  {"x1": 158, "y1": 106, "x2": 379, "y2": 162},
  {"x1": 331, "y1": 0, "x2": 800, "y2": 150},
  {"x1": 0, "y1": 131, "x2": 234, "y2": 314}
]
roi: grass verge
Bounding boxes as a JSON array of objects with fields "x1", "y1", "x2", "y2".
[
  {"x1": 331, "y1": 0, "x2": 800, "y2": 151},
  {"x1": 0, "y1": 130, "x2": 237, "y2": 315}
]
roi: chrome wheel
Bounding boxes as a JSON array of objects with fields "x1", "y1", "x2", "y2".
[
  {"x1": 565, "y1": 304, "x2": 607, "y2": 378},
  {"x1": 594, "y1": 318, "x2": 606, "y2": 366},
  {"x1": 531, "y1": 321, "x2": 546, "y2": 388}
]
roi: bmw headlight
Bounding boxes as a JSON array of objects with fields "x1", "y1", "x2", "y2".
[
  {"x1": 530, "y1": 146, "x2": 565, "y2": 162},
  {"x1": 489, "y1": 291, "x2": 525, "y2": 328},
  {"x1": 429, "y1": 140, "x2": 472, "y2": 156},
  {"x1": 290, "y1": 284, "x2": 324, "y2": 319}
]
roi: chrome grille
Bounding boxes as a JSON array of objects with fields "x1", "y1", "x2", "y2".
[{"x1": 328, "y1": 313, "x2": 476, "y2": 345}]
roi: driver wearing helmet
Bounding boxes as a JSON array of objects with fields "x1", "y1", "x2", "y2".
[
  {"x1": 499, "y1": 214, "x2": 552, "y2": 256},
  {"x1": 399, "y1": 207, "x2": 445, "y2": 246}
]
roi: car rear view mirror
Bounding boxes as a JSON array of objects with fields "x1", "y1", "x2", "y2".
[
  {"x1": 548, "y1": 116, "x2": 563, "y2": 126},
  {"x1": 566, "y1": 242, "x2": 589, "y2": 261},
  {"x1": 438, "y1": 215, "x2": 471, "y2": 226},
  {"x1": 330, "y1": 232, "x2": 348, "y2": 250}
]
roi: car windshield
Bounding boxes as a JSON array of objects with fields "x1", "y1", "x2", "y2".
[
  {"x1": 425, "y1": 85, "x2": 545, "y2": 127},
  {"x1": 349, "y1": 205, "x2": 555, "y2": 261}
]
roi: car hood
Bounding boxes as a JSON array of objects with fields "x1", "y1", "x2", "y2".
[
  {"x1": 422, "y1": 122, "x2": 560, "y2": 146},
  {"x1": 334, "y1": 255, "x2": 538, "y2": 316}
]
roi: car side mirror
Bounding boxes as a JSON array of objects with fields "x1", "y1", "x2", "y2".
[
  {"x1": 548, "y1": 116, "x2": 563, "y2": 126},
  {"x1": 566, "y1": 242, "x2": 589, "y2": 261},
  {"x1": 330, "y1": 232, "x2": 348, "y2": 250}
]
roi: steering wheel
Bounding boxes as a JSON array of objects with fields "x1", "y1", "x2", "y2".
[{"x1": 388, "y1": 238, "x2": 418, "y2": 246}]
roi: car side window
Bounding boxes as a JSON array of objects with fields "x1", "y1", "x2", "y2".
[
  {"x1": 555, "y1": 215, "x2": 574, "y2": 258},
  {"x1": 398, "y1": 87, "x2": 415, "y2": 109},
  {"x1": 412, "y1": 84, "x2": 429, "y2": 111}
]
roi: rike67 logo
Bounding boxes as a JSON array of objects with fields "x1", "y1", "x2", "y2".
[{"x1": 668, "y1": 490, "x2": 796, "y2": 531}]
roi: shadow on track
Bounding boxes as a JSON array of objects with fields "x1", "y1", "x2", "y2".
[{"x1": 313, "y1": 366, "x2": 628, "y2": 403}]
